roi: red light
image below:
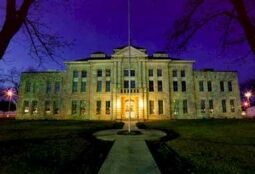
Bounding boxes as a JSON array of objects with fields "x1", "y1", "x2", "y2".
[{"x1": 243, "y1": 101, "x2": 249, "y2": 107}]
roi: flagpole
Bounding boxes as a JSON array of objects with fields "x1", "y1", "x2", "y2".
[{"x1": 128, "y1": 0, "x2": 131, "y2": 133}]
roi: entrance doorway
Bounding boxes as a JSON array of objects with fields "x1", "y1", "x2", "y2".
[{"x1": 124, "y1": 99, "x2": 136, "y2": 119}]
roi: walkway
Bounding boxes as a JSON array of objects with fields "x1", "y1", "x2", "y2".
[{"x1": 94, "y1": 121, "x2": 166, "y2": 174}]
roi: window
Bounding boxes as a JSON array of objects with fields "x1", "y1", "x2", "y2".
[
  {"x1": 148, "y1": 69, "x2": 153, "y2": 77},
  {"x1": 45, "y1": 101, "x2": 51, "y2": 114},
  {"x1": 200, "y1": 100, "x2": 206, "y2": 113},
  {"x1": 25, "y1": 81, "x2": 31, "y2": 93},
  {"x1": 124, "y1": 70, "x2": 129, "y2": 76},
  {"x1": 228, "y1": 81, "x2": 232, "y2": 92},
  {"x1": 173, "y1": 81, "x2": 178, "y2": 92},
  {"x1": 97, "y1": 70, "x2": 102, "y2": 77},
  {"x1": 72, "y1": 100, "x2": 78, "y2": 115},
  {"x1": 181, "y1": 81, "x2": 186, "y2": 92},
  {"x1": 199, "y1": 81, "x2": 204, "y2": 92},
  {"x1": 81, "y1": 81, "x2": 86, "y2": 92},
  {"x1": 209, "y1": 100, "x2": 214, "y2": 113},
  {"x1": 207, "y1": 81, "x2": 212, "y2": 92},
  {"x1": 149, "y1": 100, "x2": 154, "y2": 114},
  {"x1": 220, "y1": 81, "x2": 224, "y2": 92},
  {"x1": 181, "y1": 70, "x2": 185, "y2": 77},
  {"x1": 31, "y1": 100, "x2": 38, "y2": 114},
  {"x1": 230, "y1": 99, "x2": 235, "y2": 112},
  {"x1": 53, "y1": 100, "x2": 60, "y2": 114},
  {"x1": 183, "y1": 100, "x2": 188, "y2": 114},
  {"x1": 157, "y1": 69, "x2": 162, "y2": 77},
  {"x1": 55, "y1": 82, "x2": 61, "y2": 93},
  {"x1": 81, "y1": 70, "x2": 87, "y2": 78},
  {"x1": 124, "y1": 80, "x2": 129, "y2": 88},
  {"x1": 46, "y1": 81, "x2": 51, "y2": 93},
  {"x1": 97, "y1": 81, "x2": 102, "y2": 92},
  {"x1": 131, "y1": 80, "x2": 136, "y2": 88},
  {"x1": 23, "y1": 101, "x2": 29, "y2": 114},
  {"x1": 173, "y1": 100, "x2": 179, "y2": 115},
  {"x1": 106, "y1": 69, "x2": 111, "y2": 77},
  {"x1": 106, "y1": 81, "x2": 111, "y2": 92},
  {"x1": 106, "y1": 101, "x2": 110, "y2": 114},
  {"x1": 158, "y1": 81, "x2": 163, "y2": 92},
  {"x1": 222, "y1": 99, "x2": 227, "y2": 113},
  {"x1": 172, "y1": 70, "x2": 177, "y2": 77},
  {"x1": 96, "y1": 101, "x2": 102, "y2": 114},
  {"x1": 130, "y1": 70, "x2": 135, "y2": 76},
  {"x1": 149, "y1": 81, "x2": 154, "y2": 92},
  {"x1": 73, "y1": 71, "x2": 79, "y2": 78},
  {"x1": 72, "y1": 81, "x2": 78, "y2": 93},
  {"x1": 80, "y1": 100, "x2": 86, "y2": 115},
  {"x1": 158, "y1": 100, "x2": 163, "y2": 115}
]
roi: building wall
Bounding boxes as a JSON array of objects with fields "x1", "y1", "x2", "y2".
[{"x1": 16, "y1": 46, "x2": 242, "y2": 120}]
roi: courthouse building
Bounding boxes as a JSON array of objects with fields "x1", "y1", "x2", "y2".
[{"x1": 17, "y1": 46, "x2": 242, "y2": 120}]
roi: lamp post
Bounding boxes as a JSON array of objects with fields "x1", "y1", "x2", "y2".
[
  {"x1": 245, "y1": 91, "x2": 252, "y2": 107},
  {"x1": 5, "y1": 89, "x2": 14, "y2": 117}
]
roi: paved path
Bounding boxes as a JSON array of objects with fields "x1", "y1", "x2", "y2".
[{"x1": 94, "y1": 121, "x2": 166, "y2": 174}]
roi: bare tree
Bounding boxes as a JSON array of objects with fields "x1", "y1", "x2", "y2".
[
  {"x1": 168, "y1": 0, "x2": 255, "y2": 55},
  {"x1": 0, "y1": 0, "x2": 70, "y2": 63}
]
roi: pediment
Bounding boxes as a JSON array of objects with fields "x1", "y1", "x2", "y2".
[{"x1": 112, "y1": 46, "x2": 148, "y2": 58}]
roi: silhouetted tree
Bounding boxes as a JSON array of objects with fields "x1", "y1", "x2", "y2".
[
  {"x1": 0, "y1": 0, "x2": 70, "y2": 63},
  {"x1": 168, "y1": 0, "x2": 255, "y2": 55}
]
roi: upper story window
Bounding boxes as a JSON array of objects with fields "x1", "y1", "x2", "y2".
[
  {"x1": 199, "y1": 81, "x2": 204, "y2": 92},
  {"x1": 81, "y1": 71, "x2": 87, "y2": 78},
  {"x1": 106, "y1": 81, "x2": 111, "y2": 92},
  {"x1": 172, "y1": 70, "x2": 177, "y2": 77},
  {"x1": 148, "y1": 69, "x2": 153, "y2": 77},
  {"x1": 25, "y1": 81, "x2": 31, "y2": 93},
  {"x1": 149, "y1": 81, "x2": 154, "y2": 92},
  {"x1": 220, "y1": 81, "x2": 224, "y2": 92},
  {"x1": 97, "y1": 70, "x2": 102, "y2": 77},
  {"x1": 158, "y1": 81, "x2": 163, "y2": 92},
  {"x1": 73, "y1": 71, "x2": 79, "y2": 79},
  {"x1": 124, "y1": 80, "x2": 129, "y2": 88},
  {"x1": 181, "y1": 81, "x2": 186, "y2": 92},
  {"x1": 181, "y1": 70, "x2": 185, "y2": 77},
  {"x1": 130, "y1": 70, "x2": 135, "y2": 76},
  {"x1": 46, "y1": 81, "x2": 51, "y2": 94},
  {"x1": 81, "y1": 81, "x2": 86, "y2": 92},
  {"x1": 131, "y1": 80, "x2": 136, "y2": 88},
  {"x1": 106, "y1": 69, "x2": 111, "y2": 77},
  {"x1": 124, "y1": 70, "x2": 129, "y2": 77},
  {"x1": 207, "y1": 81, "x2": 212, "y2": 92},
  {"x1": 97, "y1": 81, "x2": 102, "y2": 92},
  {"x1": 157, "y1": 69, "x2": 162, "y2": 77},
  {"x1": 55, "y1": 82, "x2": 61, "y2": 93},
  {"x1": 228, "y1": 81, "x2": 232, "y2": 92},
  {"x1": 72, "y1": 81, "x2": 78, "y2": 93},
  {"x1": 173, "y1": 81, "x2": 178, "y2": 92}
]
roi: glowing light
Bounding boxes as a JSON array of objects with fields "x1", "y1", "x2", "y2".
[
  {"x1": 139, "y1": 99, "x2": 143, "y2": 109},
  {"x1": 243, "y1": 101, "x2": 249, "y2": 107},
  {"x1": 117, "y1": 99, "x2": 121, "y2": 108},
  {"x1": 245, "y1": 91, "x2": 252, "y2": 99},
  {"x1": 4, "y1": 88, "x2": 15, "y2": 100},
  {"x1": 241, "y1": 111, "x2": 246, "y2": 116}
]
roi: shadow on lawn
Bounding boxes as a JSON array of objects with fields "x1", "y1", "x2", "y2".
[{"x1": 137, "y1": 122, "x2": 195, "y2": 174}]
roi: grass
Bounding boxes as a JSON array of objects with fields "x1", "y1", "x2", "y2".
[
  {"x1": 138, "y1": 119, "x2": 255, "y2": 174},
  {"x1": 0, "y1": 120, "x2": 123, "y2": 174}
]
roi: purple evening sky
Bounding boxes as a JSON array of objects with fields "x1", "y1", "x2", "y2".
[{"x1": 0, "y1": 0, "x2": 254, "y2": 84}]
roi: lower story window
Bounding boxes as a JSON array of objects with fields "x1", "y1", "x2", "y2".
[
  {"x1": 183, "y1": 100, "x2": 188, "y2": 114},
  {"x1": 80, "y1": 100, "x2": 87, "y2": 115},
  {"x1": 200, "y1": 100, "x2": 206, "y2": 113},
  {"x1": 106, "y1": 101, "x2": 110, "y2": 115},
  {"x1": 96, "y1": 101, "x2": 102, "y2": 114},
  {"x1": 23, "y1": 101, "x2": 29, "y2": 114},
  {"x1": 222, "y1": 99, "x2": 227, "y2": 113},
  {"x1": 158, "y1": 100, "x2": 163, "y2": 115},
  {"x1": 31, "y1": 100, "x2": 38, "y2": 114},
  {"x1": 230, "y1": 99, "x2": 235, "y2": 112},
  {"x1": 72, "y1": 100, "x2": 78, "y2": 115},
  {"x1": 173, "y1": 100, "x2": 179, "y2": 115},
  {"x1": 45, "y1": 101, "x2": 51, "y2": 114},
  {"x1": 53, "y1": 100, "x2": 60, "y2": 114},
  {"x1": 149, "y1": 100, "x2": 154, "y2": 114}
]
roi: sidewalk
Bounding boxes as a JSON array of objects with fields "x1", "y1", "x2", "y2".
[{"x1": 94, "y1": 121, "x2": 166, "y2": 174}]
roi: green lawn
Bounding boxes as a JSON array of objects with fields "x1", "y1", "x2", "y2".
[
  {"x1": 138, "y1": 119, "x2": 255, "y2": 174},
  {"x1": 0, "y1": 120, "x2": 123, "y2": 174}
]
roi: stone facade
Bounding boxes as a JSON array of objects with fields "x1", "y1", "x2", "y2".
[{"x1": 17, "y1": 46, "x2": 242, "y2": 120}]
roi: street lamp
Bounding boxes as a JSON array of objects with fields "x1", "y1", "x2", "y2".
[
  {"x1": 4, "y1": 89, "x2": 14, "y2": 117},
  {"x1": 244, "y1": 91, "x2": 252, "y2": 107}
]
